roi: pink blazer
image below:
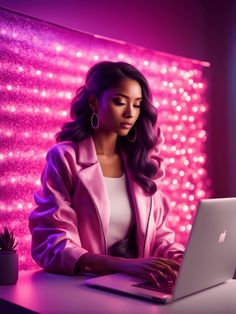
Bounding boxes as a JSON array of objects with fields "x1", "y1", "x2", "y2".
[{"x1": 29, "y1": 135, "x2": 184, "y2": 275}]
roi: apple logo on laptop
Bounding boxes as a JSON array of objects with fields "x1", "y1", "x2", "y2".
[{"x1": 218, "y1": 230, "x2": 227, "y2": 243}]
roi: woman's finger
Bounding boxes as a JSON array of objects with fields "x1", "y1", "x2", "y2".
[
  {"x1": 152, "y1": 260, "x2": 178, "y2": 281},
  {"x1": 158, "y1": 258, "x2": 180, "y2": 270},
  {"x1": 148, "y1": 272, "x2": 160, "y2": 288},
  {"x1": 149, "y1": 269, "x2": 169, "y2": 286},
  {"x1": 158, "y1": 262, "x2": 178, "y2": 281},
  {"x1": 148, "y1": 262, "x2": 178, "y2": 282}
]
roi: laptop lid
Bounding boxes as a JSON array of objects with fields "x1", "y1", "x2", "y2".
[{"x1": 173, "y1": 197, "x2": 236, "y2": 300}]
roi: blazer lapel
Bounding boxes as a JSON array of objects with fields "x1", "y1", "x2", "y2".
[
  {"x1": 77, "y1": 137, "x2": 110, "y2": 236},
  {"x1": 121, "y1": 150, "x2": 152, "y2": 257}
]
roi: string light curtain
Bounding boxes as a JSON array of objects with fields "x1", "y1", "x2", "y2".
[{"x1": 0, "y1": 8, "x2": 211, "y2": 270}]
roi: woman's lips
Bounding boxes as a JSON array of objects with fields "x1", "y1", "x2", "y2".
[{"x1": 120, "y1": 123, "x2": 133, "y2": 129}]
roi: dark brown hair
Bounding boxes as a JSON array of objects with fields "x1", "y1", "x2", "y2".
[{"x1": 56, "y1": 61, "x2": 161, "y2": 196}]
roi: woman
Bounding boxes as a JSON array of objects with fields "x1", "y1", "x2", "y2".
[{"x1": 29, "y1": 61, "x2": 184, "y2": 287}]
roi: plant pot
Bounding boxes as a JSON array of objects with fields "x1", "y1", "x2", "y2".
[{"x1": 0, "y1": 251, "x2": 18, "y2": 285}]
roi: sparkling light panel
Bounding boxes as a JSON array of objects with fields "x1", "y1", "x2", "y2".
[{"x1": 0, "y1": 8, "x2": 211, "y2": 270}]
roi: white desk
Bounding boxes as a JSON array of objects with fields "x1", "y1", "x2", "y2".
[{"x1": 0, "y1": 270, "x2": 236, "y2": 314}]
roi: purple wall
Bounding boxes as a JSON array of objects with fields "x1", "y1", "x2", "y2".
[
  {"x1": 0, "y1": 0, "x2": 206, "y2": 60},
  {"x1": 0, "y1": 0, "x2": 235, "y2": 197},
  {"x1": 203, "y1": 1, "x2": 236, "y2": 197}
]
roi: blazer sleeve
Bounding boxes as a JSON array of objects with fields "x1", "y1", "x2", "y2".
[
  {"x1": 28, "y1": 145, "x2": 88, "y2": 275},
  {"x1": 150, "y1": 190, "x2": 185, "y2": 262}
]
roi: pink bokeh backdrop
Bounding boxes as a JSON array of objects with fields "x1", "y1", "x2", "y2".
[{"x1": 0, "y1": 8, "x2": 211, "y2": 270}]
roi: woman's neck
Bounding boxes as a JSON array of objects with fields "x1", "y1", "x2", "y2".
[{"x1": 92, "y1": 130, "x2": 118, "y2": 156}]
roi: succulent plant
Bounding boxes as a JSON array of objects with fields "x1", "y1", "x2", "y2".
[{"x1": 0, "y1": 228, "x2": 17, "y2": 252}]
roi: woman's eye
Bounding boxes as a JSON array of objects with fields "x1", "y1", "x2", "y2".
[
  {"x1": 113, "y1": 99, "x2": 141, "y2": 108},
  {"x1": 114, "y1": 100, "x2": 125, "y2": 105}
]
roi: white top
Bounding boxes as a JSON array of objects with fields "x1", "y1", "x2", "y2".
[{"x1": 103, "y1": 174, "x2": 133, "y2": 249}]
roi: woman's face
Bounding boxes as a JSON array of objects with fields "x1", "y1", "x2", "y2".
[{"x1": 91, "y1": 78, "x2": 142, "y2": 137}]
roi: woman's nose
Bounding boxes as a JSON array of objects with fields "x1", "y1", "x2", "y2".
[{"x1": 124, "y1": 104, "x2": 134, "y2": 117}]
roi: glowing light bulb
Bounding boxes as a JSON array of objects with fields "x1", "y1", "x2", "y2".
[
  {"x1": 184, "y1": 159, "x2": 189, "y2": 166},
  {"x1": 186, "y1": 224, "x2": 192, "y2": 231},
  {"x1": 198, "y1": 82, "x2": 204, "y2": 89},
  {"x1": 61, "y1": 110, "x2": 68, "y2": 117},
  {"x1": 183, "y1": 205, "x2": 189, "y2": 211},
  {"x1": 200, "y1": 104, "x2": 207, "y2": 112},
  {"x1": 160, "y1": 67, "x2": 167, "y2": 74},
  {"x1": 170, "y1": 65, "x2": 177, "y2": 72},
  {"x1": 198, "y1": 156, "x2": 205, "y2": 163},
  {"x1": 6, "y1": 85, "x2": 13, "y2": 90},
  {"x1": 188, "y1": 79, "x2": 194, "y2": 85},
  {"x1": 76, "y1": 51, "x2": 82, "y2": 57},
  {"x1": 117, "y1": 53, "x2": 124, "y2": 59},
  {"x1": 162, "y1": 99, "x2": 168, "y2": 105}
]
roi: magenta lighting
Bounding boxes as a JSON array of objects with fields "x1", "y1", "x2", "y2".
[{"x1": 0, "y1": 8, "x2": 211, "y2": 270}]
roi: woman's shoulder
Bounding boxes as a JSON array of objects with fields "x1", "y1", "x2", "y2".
[
  {"x1": 48, "y1": 140, "x2": 78, "y2": 152},
  {"x1": 45, "y1": 137, "x2": 93, "y2": 164},
  {"x1": 46, "y1": 140, "x2": 79, "y2": 159}
]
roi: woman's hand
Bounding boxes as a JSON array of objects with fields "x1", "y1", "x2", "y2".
[
  {"x1": 117, "y1": 257, "x2": 180, "y2": 287},
  {"x1": 77, "y1": 253, "x2": 180, "y2": 288}
]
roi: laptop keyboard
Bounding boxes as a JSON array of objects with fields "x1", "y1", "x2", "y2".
[{"x1": 133, "y1": 280, "x2": 174, "y2": 294}]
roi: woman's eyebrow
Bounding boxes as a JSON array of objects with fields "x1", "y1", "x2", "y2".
[{"x1": 113, "y1": 93, "x2": 142, "y2": 100}]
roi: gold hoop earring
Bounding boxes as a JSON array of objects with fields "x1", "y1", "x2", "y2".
[
  {"x1": 127, "y1": 126, "x2": 137, "y2": 142},
  {"x1": 91, "y1": 112, "x2": 99, "y2": 129}
]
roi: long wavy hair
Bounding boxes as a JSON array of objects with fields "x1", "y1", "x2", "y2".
[{"x1": 56, "y1": 61, "x2": 161, "y2": 196}]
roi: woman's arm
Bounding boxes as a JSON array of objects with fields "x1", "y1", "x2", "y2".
[
  {"x1": 29, "y1": 145, "x2": 88, "y2": 275},
  {"x1": 75, "y1": 252, "x2": 123, "y2": 274}
]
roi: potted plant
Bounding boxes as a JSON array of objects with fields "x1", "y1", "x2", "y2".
[{"x1": 0, "y1": 227, "x2": 18, "y2": 285}]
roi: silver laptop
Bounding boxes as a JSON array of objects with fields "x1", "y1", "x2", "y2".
[{"x1": 86, "y1": 198, "x2": 236, "y2": 303}]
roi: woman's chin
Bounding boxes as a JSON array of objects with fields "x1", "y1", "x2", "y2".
[{"x1": 117, "y1": 130, "x2": 130, "y2": 137}]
